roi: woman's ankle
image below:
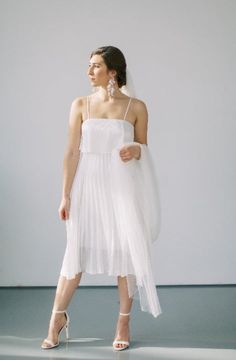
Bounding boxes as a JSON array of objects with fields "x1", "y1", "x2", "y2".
[{"x1": 117, "y1": 317, "x2": 130, "y2": 325}]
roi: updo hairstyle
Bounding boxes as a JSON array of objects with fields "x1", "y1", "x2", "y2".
[{"x1": 90, "y1": 46, "x2": 127, "y2": 88}]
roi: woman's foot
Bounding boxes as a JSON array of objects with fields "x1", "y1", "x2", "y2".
[
  {"x1": 113, "y1": 314, "x2": 130, "y2": 350},
  {"x1": 41, "y1": 311, "x2": 67, "y2": 349}
]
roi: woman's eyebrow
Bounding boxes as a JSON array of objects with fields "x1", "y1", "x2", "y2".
[{"x1": 89, "y1": 61, "x2": 103, "y2": 65}]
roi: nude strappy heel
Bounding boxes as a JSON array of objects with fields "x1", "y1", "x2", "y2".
[
  {"x1": 112, "y1": 312, "x2": 131, "y2": 351},
  {"x1": 41, "y1": 309, "x2": 70, "y2": 349}
]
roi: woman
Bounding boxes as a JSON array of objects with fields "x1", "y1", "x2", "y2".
[{"x1": 41, "y1": 46, "x2": 162, "y2": 351}]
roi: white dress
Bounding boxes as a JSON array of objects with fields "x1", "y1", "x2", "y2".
[{"x1": 60, "y1": 95, "x2": 162, "y2": 318}]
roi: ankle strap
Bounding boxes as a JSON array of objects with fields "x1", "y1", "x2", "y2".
[
  {"x1": 119, "y1": 312, "x2": 130, "y2": 316},
  {"x1": 52, "y1": 309, "x2": 67, "y2": 313}
]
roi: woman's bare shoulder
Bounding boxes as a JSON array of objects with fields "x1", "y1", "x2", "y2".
[
  {"x1": 131, "y1": 96, "x2": 147, "y2": 107},
  {"x1": 70, "y1": 95, "x2": 87, "y2": 109},
  {"x1": 131, "y1": 97, "x2": 148, "y2": 116}
]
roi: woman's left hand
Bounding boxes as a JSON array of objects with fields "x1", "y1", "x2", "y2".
[{"x1": 119, "y1": 145, "x2": 141, "y2": 162}]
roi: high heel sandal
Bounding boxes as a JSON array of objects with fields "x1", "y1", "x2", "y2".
[
  {"x1": 41, "y1": 309, "x2": 70, "y2": 349},
  {"x1": 112, "y1": 312, "x2": 130, "y2": 351}
]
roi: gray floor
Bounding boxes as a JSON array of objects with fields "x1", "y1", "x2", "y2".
[{"x1": 0, "y1": 285, "x2": 236, "y2": 359}]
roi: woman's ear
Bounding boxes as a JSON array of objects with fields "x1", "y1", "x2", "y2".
[{"x1": 109, "y1": 69, "x2": 117, "y2": 78}]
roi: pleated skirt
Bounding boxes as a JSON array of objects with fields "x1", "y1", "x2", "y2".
[
  {"x1": 60, "y1": 152, "x2": 136, "y2": 278},
  {"x1": 59, "y1": 146, "x2": 162, "y2": 318}
]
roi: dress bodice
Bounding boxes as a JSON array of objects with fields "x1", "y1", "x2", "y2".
[
  {"x1": 79, "y1": 95, "x2": 134, "y2": 153},
  {"x1": 79, "y1": 118, "x2": 134, "y2": 153}
]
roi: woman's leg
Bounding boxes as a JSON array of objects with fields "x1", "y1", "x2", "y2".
[
  {"x1": 41, "y1": 272, "x2": 83, "y2": 347},
  {"x1": 113, "y1": 275, "x2": 133, "y2": 349}
]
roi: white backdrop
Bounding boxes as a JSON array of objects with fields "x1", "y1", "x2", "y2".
[{"x1": 0, "y1": 0, "x2": 235, "y2": 286}]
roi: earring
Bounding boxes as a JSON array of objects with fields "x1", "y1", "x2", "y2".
[{"x1": 107, "y1": 78, "x2": 116, "y2": 97}]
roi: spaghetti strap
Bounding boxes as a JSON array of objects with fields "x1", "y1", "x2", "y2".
[
  {"x1": 123, "y1": 97, "x2": 132, "y2": 120},
  {"x1": 86, "y1": 95, "x2": 90, "y2": 120}
]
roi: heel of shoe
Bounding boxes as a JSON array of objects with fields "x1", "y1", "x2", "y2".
[
  {"x1": 65, "y1": 324, "x2": 70, "y2": 339},
  {"x1": 64, "y1": 311, "x2": 70, "y2": 340}
]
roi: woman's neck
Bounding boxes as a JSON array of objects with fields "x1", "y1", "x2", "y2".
[{"x1": 96, "y1": 86, "x2": 124, "y2": 101}]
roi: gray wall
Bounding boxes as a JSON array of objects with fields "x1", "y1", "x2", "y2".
[{"x1": 0, "y1": 0, "x2": 235, "y2": 286}]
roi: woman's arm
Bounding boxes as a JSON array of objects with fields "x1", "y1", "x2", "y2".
[
  {"x1": 61, "y1": 97, "x2": 83, "y2": 199},
  {"x1": 120, "y1": 99, "x2": 148, "y2": 162},
  {"x1": 133, "y1": 99, "x2": 148, "y2": 146}
]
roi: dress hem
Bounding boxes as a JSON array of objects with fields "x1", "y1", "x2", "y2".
[
  {"x1": 59, "y1": 269, "x2": 163, "y2": 319},
  {"x1": 60, "y1": 269, "x2": 137, "y2": 280}
]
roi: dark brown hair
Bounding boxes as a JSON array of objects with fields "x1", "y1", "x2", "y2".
[{"x1": 90, "y1": 46, "x2": 127, "y2": 88}]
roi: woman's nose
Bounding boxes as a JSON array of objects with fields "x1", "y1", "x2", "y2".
[{"x1": 87, "y1": 67, "x2": 93, "y2": 75}]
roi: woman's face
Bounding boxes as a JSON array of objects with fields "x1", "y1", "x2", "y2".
[{"x1": 87, "y1": 54, "x2": 116, "y2": 87}]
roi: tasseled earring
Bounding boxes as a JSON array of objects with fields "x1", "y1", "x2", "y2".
[{"x1": 107, "y1": 78, "x2": 116, "y2": 97}]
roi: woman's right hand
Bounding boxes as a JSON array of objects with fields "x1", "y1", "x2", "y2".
[{"x1": 58, "y1": 197, "x2": 71, "y2": 221}]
